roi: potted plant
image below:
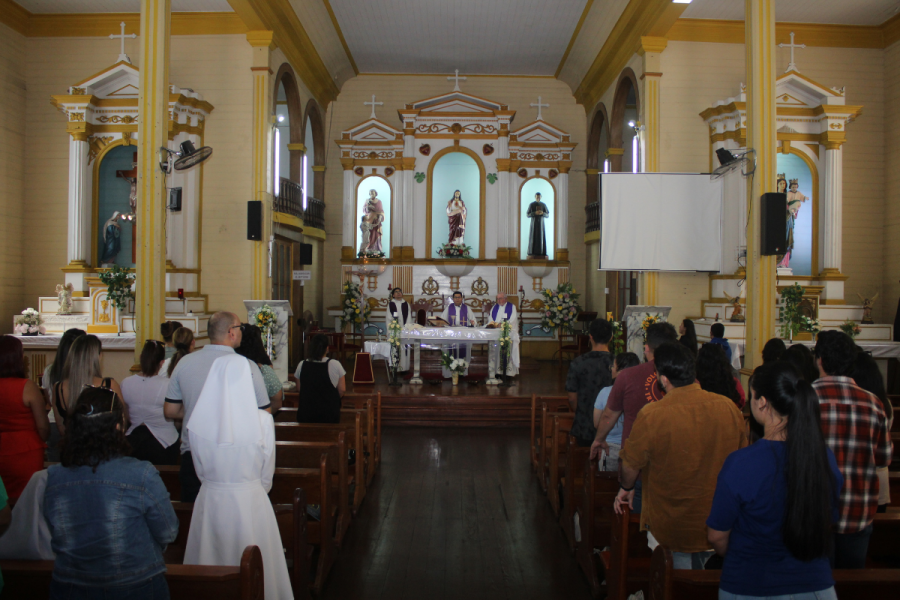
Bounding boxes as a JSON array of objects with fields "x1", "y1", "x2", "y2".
[
  {"x1": 441, "y1": 352, "x2": 468, "y2": 385},
  {"x1": 779, "y1": 283, "x2": 805, "y2": 341},
  {"x1": 840, "y1": 319, "x2": 862, "y2": 339},
  {"x1": 14, "y1": 308, "x2": 45, "y2": 336},
  {"x1": 98, "y1": 265, "x2": 134, "y2": 334},
  {"x1": 607, "y1": 312, "x2": 625, "y2": 356}
]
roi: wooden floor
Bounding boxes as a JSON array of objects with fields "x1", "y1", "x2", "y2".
[{"x1": 319, "y1": 427, "x2": 592, "y2": 600}]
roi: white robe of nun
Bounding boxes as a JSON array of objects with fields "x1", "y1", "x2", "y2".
[
  {"x1": 183, "y1": 354, "x2": 292, "y2": 600},
  {"x1": 0, "y1": 470, "x2": 54, "y2": 560},
  {"x1": 386, "y1": 299, "x2": 413, "y2": 371},
  {"x1": 487, "y1": 303, "x2": 520, "y2": 376}
]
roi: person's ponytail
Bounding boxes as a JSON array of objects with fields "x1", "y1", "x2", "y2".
[
  {"x1": 752, "y1": 361, "x2": 835, "y2": 561},
  {"x1": 167, "y1": 328, "x2": 195, "y2": 377}
]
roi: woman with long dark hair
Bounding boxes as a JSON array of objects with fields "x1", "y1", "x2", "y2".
[
  {"x1": 707, "y1": 362, "x2": 842, "y2": 599},
  {"x1": 52, "y1": 335, "x2": 125, "y2": 436},
  {"x1": 41, "y1": 328, "x2": 85, "y2": 461},
  {"x1": 165, "y1": 327, "x2": 194, "y2": 378},
  {"x1": 44, "y1": 386, "x2": 178, "y2": 599},
  {"x1": 121, "y1": 340, "x2": 180, "y2": 465},
  {"x1": 762, "y1": 338, "x2": 786, "y2": 364},
  {"x1": 236, "y1": 324, "x2": 284, "y2": 405},
  {"x1": 678, "y1": 319, "x2": 698, "y2": 357},
  {"x1": 781, "y1": 343, "x2": 819, "y2": 383},
  {"x1": 696, "y1": 343, "x2": 743, "y2": 408}
]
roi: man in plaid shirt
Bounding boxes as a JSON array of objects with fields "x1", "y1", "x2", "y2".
[{"x1": 813, "y1": 331, "x2": 891, "y2": 569}]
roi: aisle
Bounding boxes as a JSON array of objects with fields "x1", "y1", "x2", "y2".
[{"x1": 319, "y1": 427, "x2": 592, "y2": 600}]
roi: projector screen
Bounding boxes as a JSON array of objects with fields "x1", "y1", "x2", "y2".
[{"x1": 600, "y1": 173, "x2": 723, "y2": 272}]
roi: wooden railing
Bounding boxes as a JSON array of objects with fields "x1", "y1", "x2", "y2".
[
  {"x1": 275, "y1": 177, "x2": 325, "y2": 230},
  {"x1": 585, "y1": 202, "x2": 599, "y2": 233}
]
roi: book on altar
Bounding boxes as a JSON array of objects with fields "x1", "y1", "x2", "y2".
[
  {"x1": 427, "y1": 317, "x2": 450, "y2": 327},
  {"x1": 483, "y1": 322, "x2": 500, "y2": 329}
]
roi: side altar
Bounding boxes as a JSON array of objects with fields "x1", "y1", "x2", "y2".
[{"x1": 331, "y1": 80, "x2": 577, "y2": 355}]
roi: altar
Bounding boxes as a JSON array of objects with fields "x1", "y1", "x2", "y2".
[{"x1": 401, "y1": 326, "x2": 520, "y2": 385}]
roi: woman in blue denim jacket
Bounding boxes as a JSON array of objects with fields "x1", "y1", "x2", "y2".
[{"x1": 44, "y1": 386, "x2": 178, "y2": 600}]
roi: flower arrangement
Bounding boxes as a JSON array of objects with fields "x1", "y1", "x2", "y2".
[
  {"x1": 388, "y1": 318, "x2": 402, "y2": 380},
  {"x1": 798, "y1": 315, "x2": 820, "y2": 336},
  {"x1": 840, "y1": 319, "x2": 862, "y2": 339},
  {"x1": 779, "y1": 283, "x2": 807, "y2": 339},
  {"x1": 540, "y1": 283, "x2": 582, "y2": 333},
  {"x1": 441, "y1": 352, "x2": 468, "y2": 373},
  {"x1": 499, "y1": 320, "x2": 513, "y2": 363},
  {"x1": 608, "y1": 312, "x2": 625, "y2": 356},
  {"x1": 358, "y1": 249, "x2": 385, "y2": 259},
  {"x1": 437, "y1": 243, "x2": 472, "y2": 259},
  {"x1": 14, "y1": 308, "x2": 45, "y2": 336},
  {"x1": 98, "y1": 265, "x2": 134, "y2": 312},
  {"x1": 341, "y1": 281, "x2": 371, "y2": 326},
  {"x1": 249, "y1": 304, "x2": 279, "y2": 360}
]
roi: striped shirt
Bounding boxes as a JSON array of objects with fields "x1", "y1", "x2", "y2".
[{"x1": 813, "y1": 375, "x2": 891, "y2": 534}]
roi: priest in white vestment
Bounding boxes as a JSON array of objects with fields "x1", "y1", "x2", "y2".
[
  {"x1": 386, "y1": 287, "x2": 414, "y2": 371},
  {"x1": 183, "y1": 354, "x2": 292, "y2": 600},
  {"x1": 487, "y1": 292, "x2": 520, "y2": 376},
  {"x1": 439, "y1": 291, "x2": 473, "y2": 366}
]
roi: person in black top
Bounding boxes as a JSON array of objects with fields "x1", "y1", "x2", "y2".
[
  {"x1": 565, "y1": 319, "x2": 614, "y2": 446},
  {"x1": 294, "y1": 334, "x2": 346, "y2": 424},
  {"x1": 678, "y1": 318, "x2": 698, "y2": 357}
]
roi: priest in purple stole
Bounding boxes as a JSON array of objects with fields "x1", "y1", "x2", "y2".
[
  {"x1": 488, "y1": 292, "x2": 520, "y2": 376},
  {"x1": 386, "y1": 287, "x2": 413, "y2": 371},
  {"x1": 440, "y1": 291, "x2": 473, "y2": 361}
]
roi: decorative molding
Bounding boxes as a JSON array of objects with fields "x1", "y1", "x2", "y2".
[
  {"x1": 1, "y1": 10, "x2": 247, "y2": 38},
  {"x1": 668, "y1": 18, "x2": 897, "y2": 50},
  {"x1": 555, "y1": 0, "x2": 595, "y2": 78},
  {"x1": 471, "y1": 277, "x2": 490, "y2": 296}
]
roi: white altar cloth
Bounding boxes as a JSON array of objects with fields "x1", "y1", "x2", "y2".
[
  {"x1": 400, "y1": 326, "x2": 520, "y2": 385},
  {"x1": 12, "y1": 333, "x2": 136, "y2": 350},
  {"x1": 363, "y1": 341, "x2": 392, "y2": 361}
]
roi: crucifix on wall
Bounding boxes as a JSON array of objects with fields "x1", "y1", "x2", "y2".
[
  {"x1": 116, "y1": 152, "x2": 138, "y2": 263},
  {"x1": 109, "y1": 21, "x2": 136, "y2": 64},
  {"x1": 779, "y1": 31, "x2": 806, "y2": 74}
]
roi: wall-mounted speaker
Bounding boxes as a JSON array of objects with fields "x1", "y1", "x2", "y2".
[
  {"x1": 247, "y1": 201, "x2": 262, "y2": 241},
  {"x1": 167, "y1": 187, "x2": 182, "y2": 212},
  {"x1": 298, "y1": 242, "x2": 313, "y2": 265},
  {"x1": 760, "y1": 192, "x2": 787, "y2": 256}
]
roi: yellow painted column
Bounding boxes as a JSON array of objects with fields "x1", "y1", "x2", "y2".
[
  {"x1": 638, "y1": 36, "x2": 667, "y2": 306},
  {"x1": 247, "y1": 31, "x2": 275, "y2": 300},
  {"x1": 743, "y1": 0, "x2": 778, "y2": 374},
  {"x1": 135, "y1": 0, "x2": 171, "y2": 362}
]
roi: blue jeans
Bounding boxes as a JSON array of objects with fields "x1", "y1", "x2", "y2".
[
  {"x1": 831, "y1": 524, "x2": 873, "y2": 569},
  {"x1": 672, "y1": 550, "x2": 714, "y2": 570},
  {"x1": 719, "y1": 587, "x2": 837, "y2": 600},
  {"x1": 50, "y1": 573, "x2": 170, "y2": 600},
  {"x1": 631, "y1": 475, "x2": 643, "y2": 514}
]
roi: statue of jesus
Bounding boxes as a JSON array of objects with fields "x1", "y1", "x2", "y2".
[{"x1": 446, "y1": 190, "x2": 466, "y2": 245}]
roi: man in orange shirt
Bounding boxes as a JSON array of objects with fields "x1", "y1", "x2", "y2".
[{"x1": 615, "y1": 343, "x2": 747, "y2": 570}]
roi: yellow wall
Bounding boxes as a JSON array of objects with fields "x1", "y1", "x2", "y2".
[
  {"x1": 0, "y1": 23, "x2": 26, "y2": 333},
  {"x1": 885, "y1": 40, "x2": 900, "y2": 326},
  {"x1": 322, "y1": 75, "x2": 588, "y2": 311}
]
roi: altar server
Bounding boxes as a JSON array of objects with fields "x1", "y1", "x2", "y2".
[
  {"x1": 488, "y1": 292, "x2": 520, "y2": 376},
  {"x1": 386, "y1": 287, "x2": 414, "y2": 371},
  {"x1": 183, "y1": 354, "x2": 292, "y2": 600}
]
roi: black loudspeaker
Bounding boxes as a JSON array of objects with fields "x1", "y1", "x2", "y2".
[
  {"x1": 298, "y1": 242, "x2": 313, "y2": 265},
  {"x1": 247, "y1": 201, "x2": 262, "y2": 240},
  {"x1": 167, "y1": 187, "x2": 182, "y2": 211},
  {"x1": 760, "y1": 192, "x2": 787, "y2": 256}
]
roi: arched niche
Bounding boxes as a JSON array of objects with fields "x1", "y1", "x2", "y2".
[
  {"x1": 609, "y1": 68, "x2": 640, "y2": 173},
  {"x1": 272, "y1": 63, "x2": 303, "y2": 183},
  {"x1": 586, "y1": 104, "x2": 609, "y2": 206},
  {"x1": 355, "y1": 175, "x2": 392, "y2": 257},
  {"x1": 426, "y1": 147, "x2": 485, "y2": 259},
  {"x1": 94, "y1": 143, "x2": 136, "y2": 268},
  {"x1": 776, "y1": 149, "x2": 819, "y2": 276},
  {"x1": 518, "y1": 176, "x2": 556, "y2": 260},
  {"x1": 304, "y1": 98, "x2": 326, "y2": 200}
]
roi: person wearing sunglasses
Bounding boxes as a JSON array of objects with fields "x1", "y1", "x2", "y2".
[{"x1": 44, "y1": 385, "x2": 178, "y2": 599}]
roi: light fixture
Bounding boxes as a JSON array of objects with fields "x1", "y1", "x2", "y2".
[
  {"x1": 628, "y1": 120, "x2": 645, "y2": 133},
  {"x1": 273, "y1": 128, "x2": 280, "y2": 198},
  {"x1": 277, "y1": 115, "x2": 285, "y2": 122},
  {"x1": 302, "y1": 154, "x2": 308, "y2": 210},
  {"x1": 672, "y1": 0, "x2": 692, "y2": 4}
]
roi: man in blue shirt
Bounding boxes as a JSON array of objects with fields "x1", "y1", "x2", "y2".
[{"x1": 709, "y1": 322, "x2": 732, "y2": 365}]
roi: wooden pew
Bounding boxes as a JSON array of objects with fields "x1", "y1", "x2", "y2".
[
  {"x1": 560, "y1": 434, "x2": 590, "y2": 551},
  {"x1": 600, "y1": 505, "x2": 651, "y2": 600},
  {"x1": 267, "y1": 456, "x2": 336, "y2": 595},
  {"x1": 868, "y1": 510, "x2": 900, "y2": 568},
  {"x1": 276, "y1": 435, "x2": 352, "y2": 547},
  {"x1": 547, "y1": 413, "x2": 575, "y2": 516},
  {"x1": 164, "y1": 495, "x2": 311, "y2": 600},
  {"x1": 537, "y1": 402, "x2": 570, "y2": 492},
  {"x1": 274, "y1": 411, "x2": 366, "y2": 511},
  {"x1": 344, "y1": 393, "x2": 382, "y2": 472},
  {"x1": 890, "y1": 472, "x2": 900, "y2": 506},
  {"x1": 156, "y1": 464, "x2": 181, "y2": 500},
  {"x1": 648, "y1": 546, "x2": 900, "y2": 600},
  {"x1": 530, "y1": 394, "x2": 569, "y2": 472},
  {"x1": 576, "y1": 457, "x2": 622, "y2": 598},
  {"x1": 0, "y1": 546, "x2": 265, "y2": 600}
]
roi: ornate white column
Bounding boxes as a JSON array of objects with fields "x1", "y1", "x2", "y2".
[
  {"x1": 555, "y1": 172, "x2": 569, "y2": 257},
  {"x1": 743, "y1": 0, "x2": 778, "y2": 373},
  {"x1": 820, "y1": 144, "x2": 843, "y2": 274},
  {"x1": 342, "y1": 165, "x2": 355, "y2": 257},
  {"x1": 391, "y1": 167, "x2": 404, "y2": 258},
  {"x1": 135, "y1": 0, "x2": 171, "y2": 361},
  {"x1": 63, "y1": 134, "x2": 92, "y2": 293}
]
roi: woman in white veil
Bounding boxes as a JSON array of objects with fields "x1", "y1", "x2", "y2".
[{"x1": 183, "y1": 354, "x2": 292, "y2": 600}]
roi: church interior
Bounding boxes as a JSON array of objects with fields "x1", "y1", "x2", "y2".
[{"x1": 1, "y1": 0, "x2": 900, "y2": 598}]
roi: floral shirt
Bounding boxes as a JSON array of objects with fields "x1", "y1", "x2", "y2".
[{"x1": 565, "y1": 350, "x2": 613, "y2": 446}]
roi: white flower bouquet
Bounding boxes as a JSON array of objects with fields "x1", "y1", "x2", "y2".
[
  {"x1": 441, "y1": 352, "x2": 468, "y2": 373},
  {"x1": 249, "y1": 304, "x2": 279, "y2": 360},
  {"x1": 14, "y1": 308, "x2": 46, "y2": 336},
  {"x1": 340, "y1": 281, "x2": 371, "y2": 326},
  {"x1": 540, "y1": 283, "x2": 581, "y2": 333}
]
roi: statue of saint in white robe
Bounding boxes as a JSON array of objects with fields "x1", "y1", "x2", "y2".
[
  {"x1": 488, "y1": 302, "x2": 520, "y2": 376},
  {"x1": 386, "y1": 298, "x2": 413, "y2": 371},
  {"x1": 183, "y1": 355, "x2": 293, "y2": 600}
]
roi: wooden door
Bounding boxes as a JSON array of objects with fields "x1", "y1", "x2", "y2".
[{"x1": 272, "y1": 238, "x2": 304, "y2": 370}]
